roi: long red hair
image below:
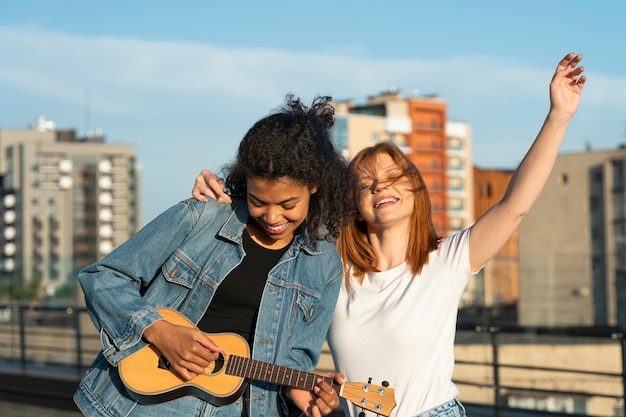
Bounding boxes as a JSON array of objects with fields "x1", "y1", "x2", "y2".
[{"x1": 338, "y1": 141, "x2": 440, "y2": 284}]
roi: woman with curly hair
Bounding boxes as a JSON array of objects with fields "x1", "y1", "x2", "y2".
[{"x1": 74, "y1": 95, "x2": 354, "y2": 417}]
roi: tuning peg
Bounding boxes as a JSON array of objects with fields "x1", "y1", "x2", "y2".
[
  {"x1": 359, "y1": 412, "x2": 365, "y2": 417},
  {"x1": 382, "y1": 380, "x2": 389, "y2": 387}
]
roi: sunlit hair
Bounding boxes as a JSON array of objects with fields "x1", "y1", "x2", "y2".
[
  {"x1": 224, "y1": 94, "x2": 355, "y2": 242},
  {"x1": 338, "y1": 141, "x2": 440, "y2": 284}
]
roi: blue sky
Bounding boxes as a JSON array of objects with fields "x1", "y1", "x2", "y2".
[{"x1": 1, "y1": 0, "x2": 625, "y2": 223}]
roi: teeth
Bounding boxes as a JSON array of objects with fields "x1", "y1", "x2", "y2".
[
  {"x1": 374, "y1": 198, "x2": 396, "y2": 208},
  {"x1": 267, "y1": 223, "x2": 287, "y2": 231}
]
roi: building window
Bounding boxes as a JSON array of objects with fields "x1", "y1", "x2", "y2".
[
  {"x1": 594, "y1": 170, "x2": 603, "y2": 183},
  {"x1": 449, "y1": 217, "x2": 465, "y2": 230},
  {"x1": 449, "y1": 197, "x2": 464, "y2": 210},
  {"x1": 614, "y1": 192, "x2": 625, "y2": 218},
  {"x1": 330, "y1": 118, "x2": 348, "y2": 153},
  {"x1": 449, "y1": 157, "x2": 464, "y2": 170},
  {"x1": 613, "y1": 160, "x2": 625, "y2": 188},
  {"x1": 5, "y1": 148, "x2": 15, "y2": 188},
  {"x1": 448, "y1": 136, "x2": 463, "y2": 150},
  {"x1": 481, "y1": 183, "x2": 493, "y2": 199},
  {"x1": 449, "y1": 176, "x2": 463, "y2": 190}
]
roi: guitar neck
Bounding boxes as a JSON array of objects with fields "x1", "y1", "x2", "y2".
[{"x1": 226, "y1": 355, "x2": 339, "y2": 393}]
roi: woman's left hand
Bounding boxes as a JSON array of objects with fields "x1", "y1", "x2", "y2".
[
  {"x1": 549, "y1": 52, "x2": 586, "y2": 118},
  {"x1": 191, "y1": 169, "x2": 232, "y2": 204},
  {"x1": 287, "y1": 373, "x2": 344, "y2": 417}
]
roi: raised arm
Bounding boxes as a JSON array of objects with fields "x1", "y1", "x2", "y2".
[{"x1": 469, "y1": 52, "x2": 586, "y2": 272}]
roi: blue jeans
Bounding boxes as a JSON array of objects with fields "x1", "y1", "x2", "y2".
[{"x1": 415, "y1": 398, "x2": 466, "y2": 417}]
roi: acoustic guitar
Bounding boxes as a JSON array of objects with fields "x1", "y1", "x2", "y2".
[{"x1": 119, "y1": 308, "x2": 396, "y2": 416}]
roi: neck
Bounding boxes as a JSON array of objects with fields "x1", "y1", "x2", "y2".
[{"x1": 367, "y1": 222, "x2": 409, "y2": 272}]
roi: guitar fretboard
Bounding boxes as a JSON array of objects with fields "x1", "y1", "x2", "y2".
[{"x1": 226, "y1": 355, "x2": 339, "y2": 393}]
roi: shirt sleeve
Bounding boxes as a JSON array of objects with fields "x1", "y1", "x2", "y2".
[{"x1": 435, "y1": 228, "x2": 479, "y2": 280}]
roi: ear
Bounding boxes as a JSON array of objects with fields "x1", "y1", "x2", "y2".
[
  {"x1": 309, "y1": 186, "x2": 318, "y2": 195},
  {"x1": 356, "y1": 212, "x2": 364, "y2": 221}
]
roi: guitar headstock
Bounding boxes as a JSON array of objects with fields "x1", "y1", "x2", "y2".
[{"x1": 340, "y1": 381, "x2": 396, "y2": 416}]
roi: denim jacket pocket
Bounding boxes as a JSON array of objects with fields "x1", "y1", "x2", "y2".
[
  {"x1": 275, "y1": 285, "x2": 331, "y2": 368},
  {"x1": 143, "y1": 250, "x2": 201, "y2": 309},
  {"x1": 294, "y1": 288, "x2": 320, "y2": 322},
  {"x1": 162, "y1": 249, "x2": 200, "y2": 288}
]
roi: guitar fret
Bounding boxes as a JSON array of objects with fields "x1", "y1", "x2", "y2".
[
  {"x1": 252, "y1": 359, "x2": 262, "y2": 380},
  {"x1": 228, "y1": 355, "x2": 240, "y2": 377}
]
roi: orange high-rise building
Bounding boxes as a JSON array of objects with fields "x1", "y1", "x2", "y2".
[{"x1": 406, "y1": 97, "x2": 449, "y2": 235}]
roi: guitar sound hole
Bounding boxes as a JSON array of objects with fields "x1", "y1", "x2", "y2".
[
  {"x1": 158, "y1": 355, "x2": 171, "y2": 370},
  {"x1": 209, "y1": 353, "x2": 225, "y2": 374}
]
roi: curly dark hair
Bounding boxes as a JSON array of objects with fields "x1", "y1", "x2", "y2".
[{"x1": 224, "y1": 94, "x2": 354, "y2": 242}]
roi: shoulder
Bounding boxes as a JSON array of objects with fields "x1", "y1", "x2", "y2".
[
  {"x1": 299, "y1": 237, "x2": 341, "y2": 262},
  {"x1": 293, "y1": 237, "x2": 342, "y2": 287},
  {"x1": 313, "y1": 238, "x2": 340, "y2": 254},
  {"x1": 317, "y1": 240, "x2": 342, "y2": 268},
  {"x1": 185, "y1": 197, "x2": 246, "y2": 223},
  {"x1": 430, "y1": 228, "x2": 472, "y2": 273},
  {"x1": 439, "y1": 228, "x2": 471, "y2": 249}
]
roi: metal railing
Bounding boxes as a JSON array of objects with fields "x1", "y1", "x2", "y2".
[
  {"x1": 0, "y1": 304, "x2": 101, "y2": 378},
  {"x1": 454, "y1": 323, "x2": 625, "y2": 417},
  {"x1": 0, "y1": 304, "x2": 623, "y2": 417}
]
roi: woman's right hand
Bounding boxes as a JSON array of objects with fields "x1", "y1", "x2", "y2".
[
  {"x1": 142, "y1": 319, "x2": 224, "y2": 381},
  {"x1": 192, "y1": 169, "x2": 232, "y2": 204}
]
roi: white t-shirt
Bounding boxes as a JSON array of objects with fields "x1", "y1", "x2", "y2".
[{"x1": 327, "y1": 229, "x2": 475, "y2": 417}]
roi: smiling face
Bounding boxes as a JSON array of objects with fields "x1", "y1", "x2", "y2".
[
  {"x1": 356, "y1": 153, "x2": 415, "y2": 231},
  {"x1": 246, "y1": 176, "x2": 317, "y2": 249}
]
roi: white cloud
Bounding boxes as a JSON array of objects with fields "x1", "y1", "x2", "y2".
[
  {"x1": 2, "y1": 25, "x2": 624, "y2": 222},
  {"x1": 2, "y1": 26, "x2": 623, "y2": 112}
]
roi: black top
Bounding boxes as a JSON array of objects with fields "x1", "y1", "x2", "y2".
[{"x1": 197, "y1": 227, "x2": 290, "y2": 344}]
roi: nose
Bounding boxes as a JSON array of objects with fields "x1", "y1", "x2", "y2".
[
  {"x1": 264, "y1": 205, "x2": 282, "y2": 224},
  {"x1": 372, "y1": 179, "x2": 387, "y2": 193}
]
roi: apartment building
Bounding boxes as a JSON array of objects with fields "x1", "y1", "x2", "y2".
[
  {"x1": 0, "y1": 118, "x2": 141, "y2": 300},
  {"x1": 518, "y1": 147, "x2": 626, "y2": 327}
]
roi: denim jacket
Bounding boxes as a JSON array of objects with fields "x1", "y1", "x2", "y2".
[{"x1": 73, "y1": 198, "x2": 343, "y2": 417}]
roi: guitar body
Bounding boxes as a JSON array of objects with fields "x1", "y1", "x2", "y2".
[{"x1": 119, "y1": 308, "x2": 250, "y2": 405}]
